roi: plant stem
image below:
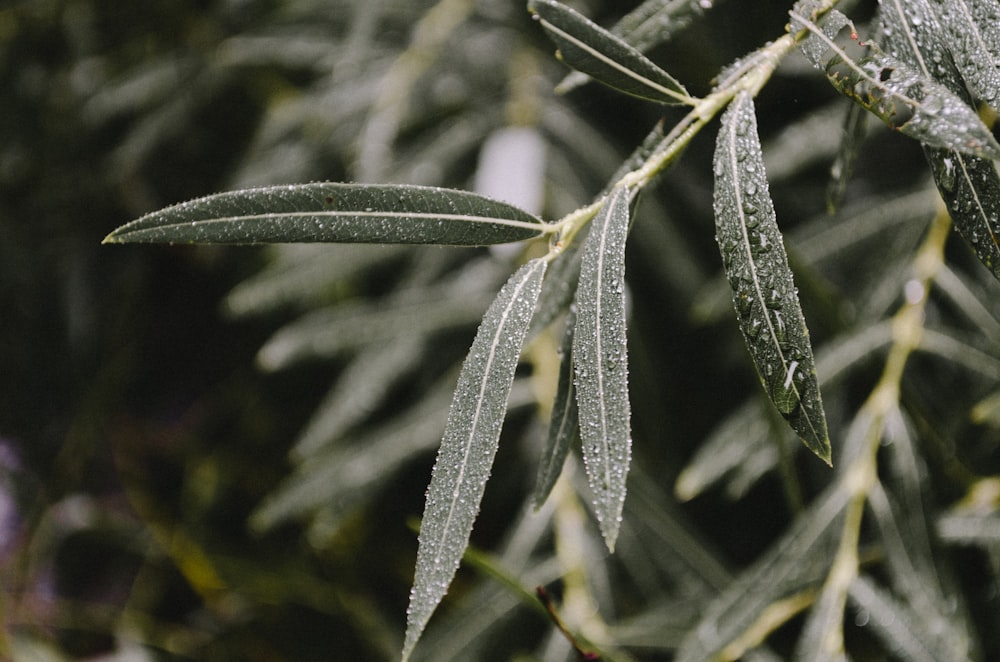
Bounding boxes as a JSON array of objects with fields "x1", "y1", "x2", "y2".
[{"x1": 808, "y1": 204, "x2": 951, "y2": 655}]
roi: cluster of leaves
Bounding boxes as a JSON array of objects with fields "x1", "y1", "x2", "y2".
[{"x1": 87, "y1": 0, "x2": 1000, "y2": 659}]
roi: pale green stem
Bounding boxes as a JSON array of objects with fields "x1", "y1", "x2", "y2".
[
  {"x1": 811, "y1": 206, "x2": 951, "y2": 656},
  {"x1": 545, "y1": 0, "x2": 850, "y2": 257},
  {"x1": 548, "y1": 35, "x2": 801, "y2": 257}
]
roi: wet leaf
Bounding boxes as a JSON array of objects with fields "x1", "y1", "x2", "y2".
[
  {"x1": 532, "y1": 311, "x2": 579, "y2": 509},
  {"x1": 403, "y1": 258, "x2": 547, "y2": 662},
  {"x1": 529, "y1": 0, "x2": 691, "y2": 104},
  {"x1": 556, "y1": 0, "x2": 723, "y2": 94},
  {"x1": 713, "y1": 91, "x2": 831, "y2": 463},
  {"x1": 937, "y1": 0, "x2": 1000, "y2": 107},
  {"x1": 103, "y1": 183, "x2": 548, "y2": 246},
  {"x1": 790, "y1": 9, "x2": 1000, "y2": 161},
  {"x1": 966, "y1": 0, "x2": 1000, "y2": 59},
  {"x1": 876, "y1": 0, "x2": 1000, "y2": 280},
  {"x1": 572, "y1": 185, "x2": 633, "y2": 551}
]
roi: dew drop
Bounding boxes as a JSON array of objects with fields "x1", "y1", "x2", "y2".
[{"x1": 938, "y1": 157, "x2": 956, "y2": 192}]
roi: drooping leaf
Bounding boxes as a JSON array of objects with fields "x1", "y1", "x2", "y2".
[
  {"x1": 936, "y1": 0, "x2": 1000, "y2": 107},
  {"x1": 572, "y1": 185, "x2": 633, "y2": 551},
  {"x1": 533, "y1": 311, "x2": 579, "y2": 509},
  {"x1": 103, "y1": 183, "x2": 548, "y2": 246},
  {"x1": 789, "y1": 9, "x2": 1000, "y2": 161},
  {"x1": 402, "y1": 258, "x2": 547, "y2": 662},
  {"x1": 556, "y1": 0, "x2": 724, "y2": 94},
  {"x1": 713, "y1": 91, "x2": 831, "y2": 463},
  {"x1": 928, "y1": 149, "x2": 1000, "y2": 280},
  {"x1": 876, "y1": 0, "x2": 1000, "y2": 280},
  {"x1": 529, "y1": 0, "x2": 691, "y2": 105},
  {"x1": 408, "y1": 500, "x2": 563, "y2": 662}
]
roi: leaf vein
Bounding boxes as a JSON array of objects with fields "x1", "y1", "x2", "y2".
[{"x1": 538, "y1": 17, "x2": 690, "y2": 104}]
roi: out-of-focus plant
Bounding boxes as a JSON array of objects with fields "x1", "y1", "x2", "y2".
[{"x1": 9, "y1": 0, "x2": 1000, "y2": 659}]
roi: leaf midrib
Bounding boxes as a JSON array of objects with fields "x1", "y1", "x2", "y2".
[
  {"x1": 537, "y1": 16, "x2": 691, "y2": 104},
  {"x1": 726, "y1": 96, "x2": 813, "y2": 436},
  {"x1": 120, "y1": 209, "x2": 546, "y2": 235},
  {"x1": 790, "y1": 10, "x2": 922, "y2": 108},
  {"x1": 430, "y1": 261, "x2": 541, "y2": 569}
]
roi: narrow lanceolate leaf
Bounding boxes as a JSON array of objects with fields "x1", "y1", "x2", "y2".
[
  {"x1": 877, "y1": 0, "x2": 1000, "y2": 280},
  {"x1": 103, "y1": 183, "x2": 548, "y2": 246},
  {"x1": 529, "y1": 0, "x2": 691, "y2": 105},
  {"x1": 572, "y1": 185, "x2": 632, "y2": 552},
  {"x1": 927, "y1": 147, "x2": 1000, "y2": 279},
  {"x1": 402, "y1": 258, "x2": 547, "y2": 662},
  {"x1": 556, "y1": 0, "x2": 724, "y2": 94},
  {"x1": 789, "y1": 10, "x2": 1000, "y2": 161},
  {"x1": 713, "y1": 91, "x2": 831, "y2": 464},
  {"x1": 533, "y1": 311, "x2": 579, "y2": 509}
]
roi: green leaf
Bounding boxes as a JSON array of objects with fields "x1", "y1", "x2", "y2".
[
  {"x1": 572, "y1": 185, "x2": 633, "y2": 552},
  {"x1": 937, "y1": 0, "x2": 1000, "y2": 108},
  {"x1": 713, "y1": 91, "x2": 831, "y2": 464},
  {"x1": 103, "y1": 183, "x2": 548, "y2": 246},
  {"x1": 556, "y1": 0, "x2": 722, "y2": 94},
  {"x1": 927, "y1": 147, "x2": 1000, "y2": 280},
  {"x1": 790, "y1": 10, "x2": 1000, "y2": 161},
  {"x1": 529, "y1": 0, "x2": 691, "y2": 105},
  {"x1": 532, "y1": 311, "x2": 579, "y2": 509},
  {"x1": 966, "y1": 0, "x2": 1000, "y2": 59},
  {"x1": 876, "y1": 0, "x2": 1000, "y2": 280},
  {"x1": 402, "y1": 258, "x2": 547, "y2": 662}
]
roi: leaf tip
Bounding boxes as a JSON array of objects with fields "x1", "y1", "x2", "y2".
[
  {"x1": 602, "y1": 530, "x2": 619, "y2": 554},
  {"x1": 816, "y1": 442, "x2": 833, "y2": 467}
]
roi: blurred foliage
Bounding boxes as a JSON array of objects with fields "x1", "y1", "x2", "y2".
[{"x1": 2, "y1": 0, "x2": 1000, "y2": 660}]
